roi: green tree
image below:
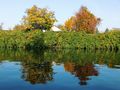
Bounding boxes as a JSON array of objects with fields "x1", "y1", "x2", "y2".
[{"x1": 22, "y1": 5, "x2": 57, "y2": 31}]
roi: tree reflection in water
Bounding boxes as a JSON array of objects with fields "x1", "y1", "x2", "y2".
[
  {"x1": 0, "y1": 49, "x2": 120, "y2": 86},
  {"x1": 21, "y1": 61, "x2": 53, "y2": 84},
  {"x1": 64, "y1": 62, "x2": 98, "y2": 85},
  {"x1": 21, "y1": 50, "x2": 54, "y2": 84}
]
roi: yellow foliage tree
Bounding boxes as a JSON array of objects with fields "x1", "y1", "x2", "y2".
[
  {"x1": 65, "y1": 16, "x2": 75, "y2": 31},
  {"x1": 22, "y1": 5, "x2": 57, "y2": 31}
]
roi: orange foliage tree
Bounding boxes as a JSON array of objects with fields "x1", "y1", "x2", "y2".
[{"x1": 65, "y1": 6, "x2": 101, "y2": 34}]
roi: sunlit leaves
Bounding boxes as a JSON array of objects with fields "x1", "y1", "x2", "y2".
[
  {"x1": 23, "y1": 5, "x2": 57, "y2": 31},
  {"x1": 64, "y1": 6, "x2": 101, "y2": 34}
]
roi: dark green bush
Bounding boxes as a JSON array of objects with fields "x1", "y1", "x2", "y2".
[
  {"x1": 44, "y1": 30, "x2": 120, "y2": 50},
  {"x1": 0, "y1": 30, "x2": 44, "y2": 49}
]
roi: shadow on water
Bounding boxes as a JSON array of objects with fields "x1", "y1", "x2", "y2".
[{"x1": 0, "y1": 49, "x2": 120, "y2": 86}]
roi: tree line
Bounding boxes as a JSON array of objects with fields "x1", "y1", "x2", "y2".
[
  {"x1": 13, "y1": 5, "x2": 101, "y2": 33},
  {"x1": 0, "y1": 29, "x2": 120, "y2": 50},
  {"x1": 0, "y1": 5, "x2": 119, "y2": 50}
]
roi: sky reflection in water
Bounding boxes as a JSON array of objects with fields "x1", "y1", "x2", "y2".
[{"x1": 0, "y1": 49, "x2": 120, "y2": 90}]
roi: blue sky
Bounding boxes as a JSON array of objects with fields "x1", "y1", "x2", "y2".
[{"x1": 0, "y1": 0, "x2": 120, "y2": 31}]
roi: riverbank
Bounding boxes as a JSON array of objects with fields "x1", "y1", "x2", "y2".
[{"x1": 0, "y1": 30, "x2": 120, "y2": 51}]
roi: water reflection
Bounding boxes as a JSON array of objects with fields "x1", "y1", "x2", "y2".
[
  {"x1": 21, "y1": 61, "x2": 53, "y2": 84},
  {"x1": 0, "y1": 49, "x2": 120, "y2": 86},
  {"x1": 64, "y1": 62, "x2": 98, "y2": 85}
]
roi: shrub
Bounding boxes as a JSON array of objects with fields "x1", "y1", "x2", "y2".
[{"x1": 0, "y1": 29, "x2": 120, "y2": 51}]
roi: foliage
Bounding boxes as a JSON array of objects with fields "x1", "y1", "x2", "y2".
[
  {"x1": 22, "y1": 5, "x2": 56, "y2": 31},
  {"x1": 64, "y1": 6, "x2": 101, "y2": 33},
  {"x1": 0, "y1": 30, "x2": 44, "y2": 49},
  {"x1": 0, "y1": 29, "x2": 120, "y2": 50},
  {"x1": 25, "y1": 30, "x2": 44, "y2": 48},
  {"x1": 13, "y1": 24, "x2": 26, "y2": 31},
  {"x1": 44, "y1": 30, "x2": 120, "y2": 50},
  {"x1": 64, "y1": 16, "x2": 75, "y2": 31}
]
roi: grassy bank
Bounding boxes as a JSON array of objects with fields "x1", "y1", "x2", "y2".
[{"x1": 0, "y1": 30, "x2": 120, "y2": 50}]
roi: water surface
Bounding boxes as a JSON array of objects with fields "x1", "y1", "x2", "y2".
[{"x1": 0, "y1": 49, "x2": 120, "y2": 90}]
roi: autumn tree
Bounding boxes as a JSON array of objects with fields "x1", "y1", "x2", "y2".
[
  {"x1": 65, "y1": 16, "x2": 75, "y2": 31},
  {"x1": 13, "y1": 24, "x2": 26, "y2": 31},
  {"x1": 64, "y1": 6, "x2": 101, "y2": 34},
  {"x1": 22, "y1": 5, "x2": 56, "y2": 31}
]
